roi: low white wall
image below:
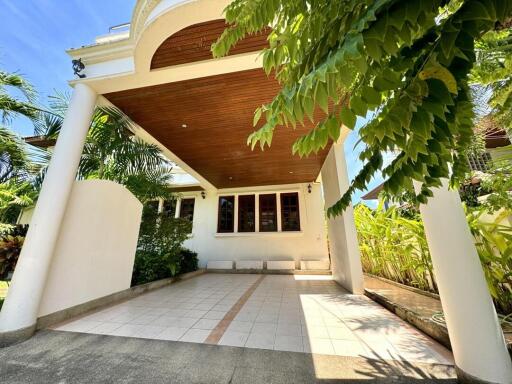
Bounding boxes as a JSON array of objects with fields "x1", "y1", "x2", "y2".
[
  {"x1": 182, "y1": 183, "x2": 329, "y2": 268},
  {"x1": 38, "y1": 180, "x2": 142, "y2": 317}
]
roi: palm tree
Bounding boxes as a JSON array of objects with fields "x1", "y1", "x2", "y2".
[
  {"x1": 35, "y1": 93, "x2": 175, "y2": 203},
  {"x1": 0, "y1": 71, "x2": 37, "y2": 123},
  {"x1": 0, "y1": 70, "x2": 39, "y2": 225}
]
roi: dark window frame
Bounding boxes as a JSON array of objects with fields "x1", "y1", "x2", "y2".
[
  {"x1": 259, "y1": 194, "x2": 278, "y2": 232},
  {"x1": 280, "y1": 192, "x2": 301, "y2": 231},
  {"x1": 217, "y1": 195, "x2": 235, "y2": 233},
  {"x1": 179, "y1": 198, "x2": 195, "y2": 222},
  {"x1": 238, "y1": 194, "x2": 256, "y2": 233}
]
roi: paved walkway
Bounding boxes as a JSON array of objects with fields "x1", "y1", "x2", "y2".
[
  {"x1": 51, "y1": 274, "x2": 453, "y2": 365},
  {"x1": 0, "y1": 330, "x2": 457, "y2": 383}
]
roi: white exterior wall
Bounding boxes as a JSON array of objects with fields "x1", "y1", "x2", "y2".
[
  {"x1": 38, "y1": 180, "x2": 142, "y2": 317},
  {"x1": 179, "y1": 183, "x2": 329, "y2": 268}
]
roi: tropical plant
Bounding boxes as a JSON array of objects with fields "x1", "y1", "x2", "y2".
[
  {"x1": 0, "y1": 70, "x2": 37, "y2": 123},
  {"x1": 355, "y1": 202, "x2": 512, "y2": 315},
  {"x1": 35, "y1": 94, "x2": 175, "y2": 203},
  {"x1": 470, "y1": 26, "x2": 512, "y2": 132},
  {"x1": 466, "y1": 208, "x2": 512, "y2": 315},
  {"x1": 355, "y1": 203, "x2": 436, "y2": 292},
  {"x1": 179, "y1": 248, "x2": 199, "y2": 274},
  {"x1": 213, "y1": 0, "x2": 512, "y2": 215},
  {"x1": 0, "y1": 69, "x2": 39, "y2": 224},
  {"x1": 0, "y1": 225, "x2": 28, "y2": 280},
  {"x1": 131, "y1": 204, "x2": 192, "y2": 285}
]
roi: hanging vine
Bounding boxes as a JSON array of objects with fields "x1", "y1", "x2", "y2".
[{"x1": 212, "y1": 0, "x2": 512, "y2": 216}]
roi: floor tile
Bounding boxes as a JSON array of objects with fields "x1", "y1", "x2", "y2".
[
  {"x1": 192, "y1": 318, "x2": 220, "y2": 330},
  {"x1": 203, "y1": 310, "x2": 227, "y2": 320},
  {"x1": 227, "y1": 321, "x2": 254, "y2": 333},
  {"x1": 274, "y1": 335, "x2": 303, "y2": 352},
  {"x1": 219, "y1": 331, "x2": 249, "y2": 347},
  {"x1": 245, "y1": 333, "x2": 275, "y2": 350},
  {"x1": 157, "y1": 327, "x2": 189, "y2": 341},
  {"x1": 180, "y1": 328, "x2": 211, "y2": 343}
]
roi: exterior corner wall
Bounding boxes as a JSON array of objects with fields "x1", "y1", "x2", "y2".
[{"x1": 38, "y1": 180, "x2": 143, "y2": 317}]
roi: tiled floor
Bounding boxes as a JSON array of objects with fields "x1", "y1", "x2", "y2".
[{"x1": 52, "y1": 274, "x2": 453, "y2": 365}]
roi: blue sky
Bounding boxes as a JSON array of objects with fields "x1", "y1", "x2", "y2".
[{"x1": 0, "y1": 0, "x2": 383, "y2": 203}]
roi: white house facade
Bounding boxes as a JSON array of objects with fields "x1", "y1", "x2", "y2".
[{"x1": 1, "y1": 1, "x2": 511, "y2": 383}]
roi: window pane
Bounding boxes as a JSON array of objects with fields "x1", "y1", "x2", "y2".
[
  {"x1": 238, "y1": 195, "x2": 255, "y2": 232},
  {"x1": 179, "y1": 198, "x2": 195, "y2": 222},
  {"x1": 163, "y1": 199, "x2": 177, "y2": 217},
  {"x1": 259, "y1": 194, "x2": 277, "y2": 232},
  {"x1": 281, "y1": 193, "x2": 300, "y2": 231},
  {"x1": 218, "y1": 196, "x2": 235, "y2": 233}
]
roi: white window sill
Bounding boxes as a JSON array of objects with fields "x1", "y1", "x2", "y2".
[{"x1": 215, "y1": 231, "x2": 303, "y2": 238}]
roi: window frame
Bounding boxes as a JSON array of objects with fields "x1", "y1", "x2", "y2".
[
  {"x1": 217, "y1": 195, "x2": 235, "y2": 233},
  {"x1": 237, "y1": 194, "x2": 256, "y2": 233},
  {"x1": 280, "y1": 192, "x2": 301, "y2": 232},
  {"x1": 258, "y1": 193, "x2": 278, "y2": 232},
  {"x1": 179, "y1": 198, "x2": 195, "y2": 222}
]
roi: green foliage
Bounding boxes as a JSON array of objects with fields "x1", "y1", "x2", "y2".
[
  {"x1": 178, "y1": 248, "x2": 199, "y2": 274},
  {"x1": 36, "y1": 94, "x2": 175, "y2": 204},
  {"x1": 131, "y1": 205, "x2": 192, "y2": 286},
  {"x1": 213, "y1": 0, "x2": 512, "y2": 215},
  {"x1": 0, "y1": 225, "x2": 28, "y2": 280},
  {"x1": 0, "y1": 70, "x2": 37, "y2": 123},
  {"x1": 355, "y1": 203, "x2": 436, "y2": 292},
  {"x1": 355, "y1": 202, "x2": 512, "y2": 315},
  {"x1": 466, "y1": 208, "x2": 512, "y2": 315},
  {"x1": 478, "y1": 147, "x2": 512, "y2": 213},
  {"x1": 0, "y1": 69, "x2": 40, "y2": 223},
  {"x1": 471, "y1": 27, "x2": 512, "y2": 132}
]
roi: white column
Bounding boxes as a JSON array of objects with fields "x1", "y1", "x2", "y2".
[
  {"x1": 416, "y1": 180, "x2": 512, "y2": 383},
  {"x1": 321, "y1": 141, "x2": 364, "y2": 294},
  {"x1": 0, "y1": 84, "x2": 97, "y2": 341}
]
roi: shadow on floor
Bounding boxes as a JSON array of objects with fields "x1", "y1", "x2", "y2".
[{"x1": 0, "y1": 330, "x2": 457, "y2": 383}]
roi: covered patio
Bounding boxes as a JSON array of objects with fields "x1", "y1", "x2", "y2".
[{"x1": 0, "y1": 1, "x2": 510, "y2": 383}]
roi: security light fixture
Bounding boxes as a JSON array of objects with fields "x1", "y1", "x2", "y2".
[
  {"x1": 307, "y1": 184, "x2": 312, "y2": 194},
  {"x1": 201, "y1": 191, "x2": 206, "y2": 199}
]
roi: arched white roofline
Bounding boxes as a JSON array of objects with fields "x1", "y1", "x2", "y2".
[{"x1": 132, "y1": 0, "x2": 231, "y2": 73}]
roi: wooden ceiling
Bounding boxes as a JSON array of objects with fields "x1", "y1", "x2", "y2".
[
  {"x1": 104, "y1": 68, "x2": 332, "y2": 188},
  {"x1": 151, "y1": 19, "x2": 270, "y2": 69}
]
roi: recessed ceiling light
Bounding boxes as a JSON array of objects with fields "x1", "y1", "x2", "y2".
[
  {"x1": 181, "y1": 124, "x2": 187, "y2": 128},
  {"x1": 229, "y1": 176, "x2": 233, "y2": 180},
  {"x1": 289, "y1": 171, "x2": 294, "y2": 174}
]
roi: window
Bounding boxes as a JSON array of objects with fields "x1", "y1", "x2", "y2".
[
  {"x1": 218, "y1": 196, "x2": 235, "y2": 233},
  {"x1": 281, "y1": 192, "x2": 300, "y2": 231},
  {"x1": 259, "y1": 194, "x2": 277, "y2": 232},
  {"x1": 179, "y1": 198, "x2": 195, "y2": 222},
  {"x1": 238, "y1": 195, "x2": 255, "y2": 232},
  {"x1": 163, "y1": 199, "x2": 177, "y2": 218}
]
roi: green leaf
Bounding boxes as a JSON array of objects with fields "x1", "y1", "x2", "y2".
[
  {"x1": 315, "y1": 82, "x2": 329, "y2": 114},
  {"x1": 362, "y1": 86, "x2": 381, "y2": 105},
  {"x1": 350, "y1": 96, "x2": 368, "y2": 117},
  {"x1": 340, "y1": 108, "x2": 356, "y2": 130},
  {"x1": 419, "y1": 60, "x2": 458, "y2": 94},
  {"x1": 253, "y1": 107, "x2": 263, "y2": 127}
]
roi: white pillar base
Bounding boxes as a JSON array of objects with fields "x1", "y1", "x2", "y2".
[
  {"x1": 416, "y1": 180, "x2": 512, "y2": 383},
  {"x1": 0, "y1": 84, "x2": 97, "y2": 344},
  {"x1": 321, "y1": 142, "x2": 364, "y2": 294}
]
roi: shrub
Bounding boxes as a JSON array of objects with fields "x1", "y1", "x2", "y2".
[
  {"x1": 355, "y1": 203, "x2": 512, "y2": 315},
  {"x1": 179, "y1": 248, "x2": 198, "y2": 274},
  {"x1": 0, "y1": 225, "x2": 28, "y2": 280},
  {"x1": 131, "y1": 205, "x2": 191, "y2": 286}
]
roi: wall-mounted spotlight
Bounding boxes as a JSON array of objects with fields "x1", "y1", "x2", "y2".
[
  {"x1": 307, "y1": 184, "x2": 312, "y2": 194},
  {"x1": 201, "y1": 191, "x2": 206, "y2": 199}
]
